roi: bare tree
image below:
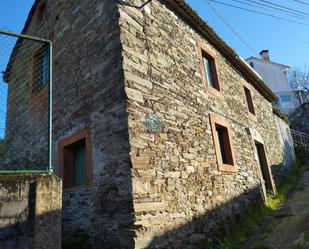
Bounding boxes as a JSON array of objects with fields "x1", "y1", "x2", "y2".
[{"x1": 288, "y1": 64, "x2": 309, "y2": 92}]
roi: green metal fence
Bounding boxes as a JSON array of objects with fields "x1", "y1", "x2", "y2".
[{"x1": 0, "y1": 29, "x2": 52, "y2": 174}]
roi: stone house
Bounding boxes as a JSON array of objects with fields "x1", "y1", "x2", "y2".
[{"x1": 3, "y1": 0, "x2": 287, "y2": 248}]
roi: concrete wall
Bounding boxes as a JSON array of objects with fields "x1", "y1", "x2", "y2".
[
  {"x1": 246, "y1": 58, "x2": 291, "y2": 93},
  {"x1": 119, "y1": 0, "x2": 285, "y2": 247},
  {"x1": 0, "y1": 174, "x2": 61, "y2": 249},
  {"x1": 273, "y1": 113, "x2": 295, "y2": 169}
]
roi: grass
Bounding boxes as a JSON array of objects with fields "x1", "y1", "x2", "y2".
[
  {"x1": 252, "y1": 246, "x2": 273, "y2": 249},
  {"x1": 273, "y1": 211, "x2": 293, "y2": 219},
  {"x1": 292, "y1": 244, "x2": 309, "y2": 249},
  {"x1": 201, "y1": 162, "x2": 309, "y2": 249},
  {"x1": 304, "y1": 231, "x2": 309, "y2": 241},
  {"x1": 265, "y1": 223, "x2": 276, "y2": 234},
  {"x1": 204, "y1": 204, "x2": 272, "y2": 249},
  {"x1": 267, "y1": 162, "x2": 309, "y2": 210}
]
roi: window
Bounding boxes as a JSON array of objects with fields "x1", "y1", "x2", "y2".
[
  {"x1": 197, "y1": 42, "x2": 220, "y2": 92},
  {"x1": 37, "y1": 1, "x2": 46, "y2": 24},
  {"x1": 202, "y1": 53, "x2": 217, "y2": 89},
  {"x1": 249, "y1": 62, "x2": 254, "y2": 68},
  {"x1": 59, "y1": 129, "x2": 93, "y2": 189},
  {"x1": 72, "y1": 140, "x2": 87, "y2": 186},
  {"x1": 210, "y1": 113, "x2": 236, "y2": 173},
  {"x1": 280, "y1": 95, "x2": 292, "y2": 103},
  {"x1": 244, "y1": 86, "x2": 255, "y2": 115},
  {"x1": 216, "y1": 125, "x2": 233, "y2": 165},
  {"x1": 33, "y1": 46, "x2": 50, "y2": 91}
]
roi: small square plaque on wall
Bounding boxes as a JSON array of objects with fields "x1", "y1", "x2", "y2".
[{"x1": 144, "y1": 114, "x2": 164, "y2": 132}]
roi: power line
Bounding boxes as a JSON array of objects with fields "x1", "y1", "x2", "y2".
[
  {"x1": 208, "y1": 0, "x2": 309, "y2": 26},
  {"x1": 293, "y1": 0, "x2": 309, "y2": 6},
  {"x1": 258, "y1": 0, "x2": 309, "y2": 17},
  {"x1": 203, "y1": 0, "x2": 258, "y2": 55},
  {"x1": 233, "y1": 0, "x2": 309, "y2": 20},
  {"x1": 254, "y1": 0, "x2": 309, "y2": 46}
]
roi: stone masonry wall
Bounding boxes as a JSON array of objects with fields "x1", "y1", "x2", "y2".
[
  {"x1": 0, "y1": 174, "x2": 61, "y2": 249},
  {"x1": 4, "y1": 0, "x2": 286, "y2": 248},
  {"x1": 35, "y1": 0, "x2": 134, "y2": 247},
  {"x1": 119, "y1": 0, "x2": 284, "y2": 247},
  {"x1": 3, "y1": 38, "x2": 50, "y2": 170},
  {"x1": 5, "y1": 0, "x2": 134, "y2": 248}
]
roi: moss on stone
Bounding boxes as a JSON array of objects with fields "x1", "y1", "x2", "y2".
[{"x1": 273, "y1": 108, "x2": 291, "y2": 125}]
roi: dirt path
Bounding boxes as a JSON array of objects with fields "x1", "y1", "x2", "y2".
[{"x1": 243, "y1": 171, "x2": 309, "y2": 249}]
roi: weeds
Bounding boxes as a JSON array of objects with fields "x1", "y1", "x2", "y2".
[
  {"x1": 201, "y1": 162, "x2": 309, "y2": 249},
  {"x1": 273, "y1": 211, "x2": 293, "y2": 219},
  {"x1": 252, "y1": 246, "x2": 273, "y2": 249},
  {"x1": 292, "y1": 244, "x2": 309, "y2": 249},
  {"x1": 304, "y1": 231, "x2": 309, "y2": 241}
]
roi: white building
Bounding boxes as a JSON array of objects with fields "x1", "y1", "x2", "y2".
[{"x1": 246, "y1": 50, "x2": 296, "y2": 115}]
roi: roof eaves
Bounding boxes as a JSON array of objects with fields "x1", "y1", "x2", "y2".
[{"x1": 246, "y1": 57, "x2": 290, "y2": 69}]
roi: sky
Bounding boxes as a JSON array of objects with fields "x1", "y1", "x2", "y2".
[
  {"x1": 0, "y1": 1, "x2": 34, "y2": 32},
  {"x1": 1, "y1": 0, "x2": 309, "y2": 137},
  {"x1": 186, "y1": 0, "x2": 309, "y2": 67},
  {"x1": 0, "y1": 1, "x2": 34, "y2": 138},
  {"x1": 0, "y1": 0, "x2": 308, "y2": 66}
]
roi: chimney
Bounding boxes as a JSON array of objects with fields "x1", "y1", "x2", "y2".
[{"x1": 260, "y1": 50, "x2": 270, "y2": 62}]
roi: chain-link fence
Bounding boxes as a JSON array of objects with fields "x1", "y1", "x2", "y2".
[{"x1": 0, "y1": 30, "x2": 52, "y2": 173}]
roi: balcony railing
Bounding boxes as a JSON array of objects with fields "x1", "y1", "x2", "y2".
[{"x1": 290, "y1": 129, "x2": 309, "y2": 148}]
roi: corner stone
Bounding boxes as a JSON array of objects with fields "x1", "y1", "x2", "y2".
[{"x1": 125, "y1": 87, "x2": 144, "y2": 103}]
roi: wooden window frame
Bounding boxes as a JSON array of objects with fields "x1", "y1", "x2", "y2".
[
  {"x1": 58, "y1": 129, "x2": 93, "y2": 189},
  {"x1": 28, "y1": 46, "x2": 49, "y2": 120},
  {"x1": 197, "y1": 42, "x2": 222, "y2": 97},
  {"x1": 36, "y1": 1, "x2": 47, "y2": 24},
  {"x1": 210, "y1": 113, "x2": 237, "y2": 173},
  {"x1": 243, "y1": 82, "x2": 257, "y2": 121}
]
